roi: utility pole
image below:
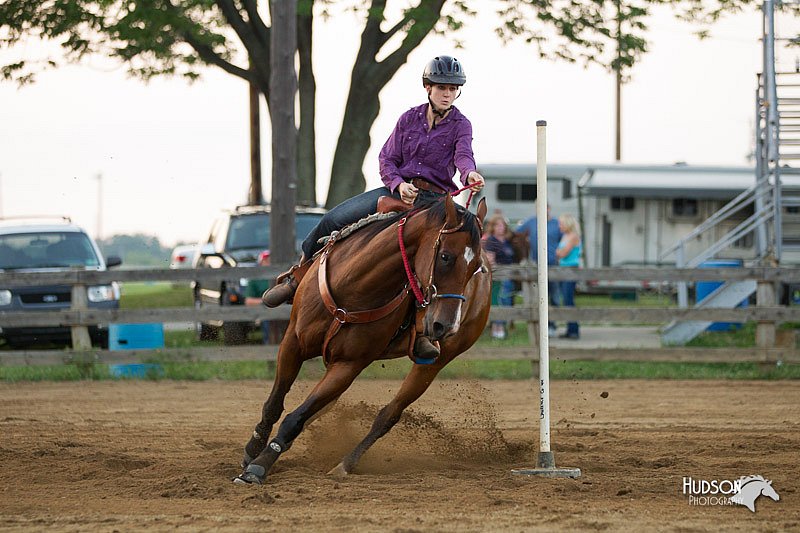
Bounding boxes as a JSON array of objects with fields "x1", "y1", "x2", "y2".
[
  {"x1": 615, "y1": 0, "x2": 622, "y2": 162},
  {"x1": 95, "y1": 173, "x2": 103, "y2": 240}
]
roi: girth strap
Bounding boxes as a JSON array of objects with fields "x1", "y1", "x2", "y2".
[{"x1": 318, "y1": 247, "x2": 410, "y2": 362}]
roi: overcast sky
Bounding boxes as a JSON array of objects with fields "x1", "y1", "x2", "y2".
[{"x1": 0, "y1": 4, "x2": 793, "y2": 247}]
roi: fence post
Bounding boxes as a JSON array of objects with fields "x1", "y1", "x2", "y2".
[
  {"x1": 755, "y1": 279, "x2": 776, "y2": 350},
  {"x1": 522, "y1": 273, "x2": 539, "y2": 374},
  {"x1": 70, "y1": 284, "x2": 92, "y2": 350}
]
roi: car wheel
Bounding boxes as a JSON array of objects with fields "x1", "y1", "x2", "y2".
[
  {"x1": 92, "y1": 329, "x2": 109, "y2": 350},
  {"x1": 195, "y1": 296, "x2": 218, "y2": 341}
]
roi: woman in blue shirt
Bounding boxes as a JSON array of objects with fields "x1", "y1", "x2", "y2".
[{"x1": 556, "y1": 214, "x2": 582, "y2": 339}]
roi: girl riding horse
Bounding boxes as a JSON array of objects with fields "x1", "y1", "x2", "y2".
[{"x1": 236, "y1": 194, "x2": 490, "y2": 485}]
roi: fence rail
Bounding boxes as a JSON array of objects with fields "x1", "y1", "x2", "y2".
[{"x1": 1, "y1": 265, "x2": 799, "y2": 365}]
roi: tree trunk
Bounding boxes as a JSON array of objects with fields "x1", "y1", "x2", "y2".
[
  {"x1": 248, "y1": 79, "x2": 264, "y2": 205},
  {"x1": 325, "y1": 0, "x2": 446, "y2": 208},
  {"x1": 326, "y1": 82, "x2": 381, "y2": 208},
  {"x1": 296, "y1": 0, "x2": 316, "y2": 206},
  {"x1": 270, "y1": 0, "x2": 298, "y2": 263}
]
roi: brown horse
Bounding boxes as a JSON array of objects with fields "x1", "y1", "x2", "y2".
[
  {"x1": 509, "y1": 229, "x2": 531, "y2": 264},
  {"x1": 234, "y1": 195, "x2": 490, "y2": 485}
]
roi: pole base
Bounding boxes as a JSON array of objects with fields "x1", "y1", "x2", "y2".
[{"x1": 511, "y1": 451, "x2": 581, "y2": 478}]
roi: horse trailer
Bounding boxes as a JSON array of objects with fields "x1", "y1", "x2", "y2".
[{"x1": 473, "y1": 162, "x2": 800, "y2": 271}]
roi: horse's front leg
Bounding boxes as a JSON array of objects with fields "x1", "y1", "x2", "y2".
[
  {"x1": 329, "y1": 362, "x2": 443, "y2": 477},
  {"x1": 240, "y1": 332, "x2": 303, "y2": 469},
  {"x1": 234, "y1": 359, "x2": 368, "y2": 485}
]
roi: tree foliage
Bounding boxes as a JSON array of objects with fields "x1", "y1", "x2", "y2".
[{"x1": 1, "y1": 0, "x2": 743, "y2": 206}]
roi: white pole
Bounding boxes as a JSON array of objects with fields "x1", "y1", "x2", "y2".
[
  {"x1": 535, "y1": 120, "x2": 551, "y2": 455},
  {"x1": 511, "y1": 121, "x2": 580, "y2": 478}
]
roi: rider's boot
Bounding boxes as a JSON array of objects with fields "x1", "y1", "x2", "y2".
[
  {"x1": 414, "y1": 335, "x2": 440, "y2": 360},
  {"x1": 262, "y1": 254, "x2": 307, "y2": 308}
]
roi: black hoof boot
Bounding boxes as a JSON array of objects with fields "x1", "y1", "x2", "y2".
[
  {"x1": 241, "y1": 451, "x2": 252, "y2": 469},
  {"x1": 242, "y1": 432, "x2": 267, "y2": 468},
  {"x1": 233, "y1": 464, "x2": 266, "y2": 485}
]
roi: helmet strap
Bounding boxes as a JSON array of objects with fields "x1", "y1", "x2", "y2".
[{"x1": 427, "y1": 98, "x2": 451, "y2": 130}]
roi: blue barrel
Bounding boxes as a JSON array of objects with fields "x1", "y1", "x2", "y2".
[
  {"x1": 696, "y1": 259, "x2": 746, "y2": 331},
  {"x1": 109, "y1": 323, "x2": 165, "y2": 350}
]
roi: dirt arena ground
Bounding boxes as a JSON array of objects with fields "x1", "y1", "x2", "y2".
[{"x1": 0, "y1": 378, "x2": 798, "y2": 532}]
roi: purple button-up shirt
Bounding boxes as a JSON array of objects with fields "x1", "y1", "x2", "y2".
[{"x1": 379, "y1": 103, "x2": 477, "y2": 193}]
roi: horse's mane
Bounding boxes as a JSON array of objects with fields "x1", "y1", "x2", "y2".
[
  {"x1": 739, "y1": 475, "x2": 768, "y2": 485},
  {"x1": 347, "y1": 198, "x2": 482, "y2": 248}
]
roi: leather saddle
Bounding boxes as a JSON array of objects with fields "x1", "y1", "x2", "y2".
[{"x1": 376, "y1": 196, "x2": 412, "y2": 214}]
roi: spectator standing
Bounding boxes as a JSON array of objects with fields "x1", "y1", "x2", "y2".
[
  {"x1": 244, "y1": 251, "x2": 272, "y2": 344},
  {"x1": 482, "y1": 214, "x2": 515, "y2": 339},
  {"x1": 556, "y1": 214, "x2": 582, "y2": 339},
  {"x1": 516, "y1": 202, "x2": 562, "y2": 336}
]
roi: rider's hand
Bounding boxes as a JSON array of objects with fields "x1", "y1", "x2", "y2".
[
  {"x1": 397, "y1": 182, "x2": 419, "y2": 205},
  {"x1": 467, "y1": 171, "x2": 485, "y2": 191}
]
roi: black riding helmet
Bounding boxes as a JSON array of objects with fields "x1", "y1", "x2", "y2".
[{"x1": 422, "y1": 55, "x2": 466, "y2": 86}]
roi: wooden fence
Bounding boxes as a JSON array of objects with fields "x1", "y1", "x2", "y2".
[{"x1": 1, "y1": 265, "x2": 799, "y2": 366}]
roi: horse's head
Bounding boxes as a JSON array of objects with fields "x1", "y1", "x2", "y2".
[
  {"x1": 761, "y1": 480, "x2": 780, "y2": 502},
  {"x1": 510, "y1": 229, "x2": 531, "y2": 263},
  {"x1": 415, "y1": 195, "x2": 487, "y2": 341}
]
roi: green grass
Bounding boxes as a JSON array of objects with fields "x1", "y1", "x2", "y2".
[
  {"x1": 120, "y1": 282, "x2": 192, "y2": 309},
  {"x1": 2, "y1": 358, "x2": 798, "y2": 383}
]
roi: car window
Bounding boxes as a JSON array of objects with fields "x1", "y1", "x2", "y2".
[
  {"x1": 0, "y1": 232, "x2": 100, "y2": 269},
  {"x1": 223, "y1": 212, "x2": 325, "y2": 253},
  {"x1": 227, "y1": 214, "x2": 270, "y2": 251},
  {"x1": 296, "y1": 213, "x2": 324, "y2": 249}
]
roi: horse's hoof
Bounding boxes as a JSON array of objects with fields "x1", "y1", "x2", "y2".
[
  {"x1": 327, "y1": 462, "x2": 349, "y2": 479},
  {"x1": 232, "y1": 464, "x2": 266, "y2": 485}
]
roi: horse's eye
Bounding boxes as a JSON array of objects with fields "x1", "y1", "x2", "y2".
[{"x1": 440, "y1": 252, "x2": 453, "y2": 264}]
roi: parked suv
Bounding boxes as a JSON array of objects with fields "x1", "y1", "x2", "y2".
[
  {"x1": 192, "y1": 205, "x2": 326, "y2": 344},
  {"x1": 0, "y1": 216, "x2": 122, "y2": 348}
]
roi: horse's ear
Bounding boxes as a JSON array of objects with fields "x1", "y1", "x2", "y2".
[
  {"x1": 445, "y1": 193, "x2": 458, "y2": 228},
  {"x1": 476, "y1": 198, "x2": 488, "y2": 226}
]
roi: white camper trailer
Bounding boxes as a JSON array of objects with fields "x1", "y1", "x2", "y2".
[{"x1": 475, "y1": 163, "x2": 800, "y2": 267}]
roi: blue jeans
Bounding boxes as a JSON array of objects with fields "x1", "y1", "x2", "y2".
[
  {"x1": 492, "y1": 279, "x2": 515, "y2": 328},
  {"x1": 558, "y1": 280, "x2": 579, "y2": 336},
  {"x1": 301, "y1": 186, "x2": 443, "y2": 258}
]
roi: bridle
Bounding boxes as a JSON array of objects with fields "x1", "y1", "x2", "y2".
[{"x1": 398, "y1": 183, "x2": 481, "y2": 307}]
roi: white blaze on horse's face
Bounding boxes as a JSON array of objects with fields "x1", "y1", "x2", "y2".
[{"x1": 463, "y1": 246, "x2": 475, "y2": 265}]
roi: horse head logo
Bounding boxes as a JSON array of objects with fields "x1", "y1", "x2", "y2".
[{"x1": 729, "y1": 475, "x2": 780, "y2": 512}]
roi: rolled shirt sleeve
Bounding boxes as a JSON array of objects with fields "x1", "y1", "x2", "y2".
[{"x1": 453, "y1": 119, "x2": 477, "y2": 186}]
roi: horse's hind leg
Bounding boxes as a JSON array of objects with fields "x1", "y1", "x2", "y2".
[
  {"x1": 235, "y1": 359, "x2": 367, "y2": 485},
  {"x1": 329, "y1": 363, "x2": 442, "y2": 477},
  {"x1": 241, "y1": 333, "x2": 303, "y2": 469}
]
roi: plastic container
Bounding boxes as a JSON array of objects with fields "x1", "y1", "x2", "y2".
[
  {"x1": 696, "y1": 259, "x2": 746, "y2": 331},
  {"x1": 108, "y1": 363, "x2": 164, "y2": 378}
]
